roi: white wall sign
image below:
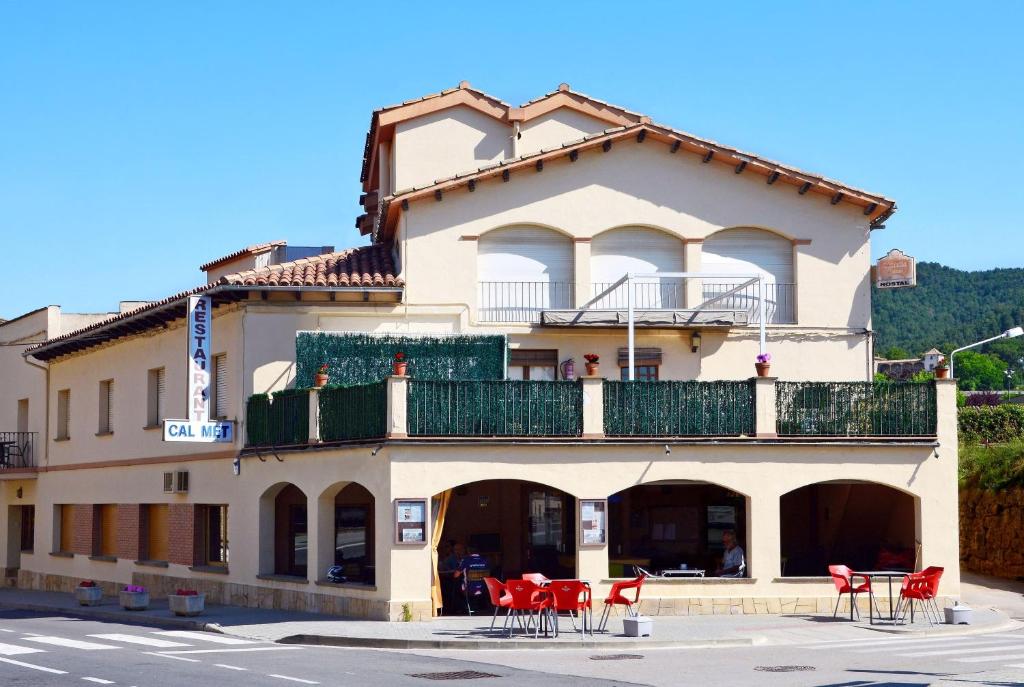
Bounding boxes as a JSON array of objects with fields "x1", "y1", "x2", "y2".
[
  {"x1": 163, "y1": 419, "x2": 234, "y2": 443},
  {"x1": 187, "y1": 295, "x2": 212, "y2": 421}
]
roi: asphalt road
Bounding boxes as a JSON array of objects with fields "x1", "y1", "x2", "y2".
[{"x1": 2, "y1": 608, "x2": 1024, "y2": 686}]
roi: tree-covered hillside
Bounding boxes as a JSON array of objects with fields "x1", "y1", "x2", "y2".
[{"x1": 873, "y1": 262, "x2": 1024, "y2": 362}]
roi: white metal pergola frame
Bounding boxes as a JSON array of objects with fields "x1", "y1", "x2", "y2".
[{"x1": 580, "y1": 272, "x2": 768, "y2": 380}]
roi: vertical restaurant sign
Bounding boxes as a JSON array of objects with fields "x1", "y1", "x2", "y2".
[
  {"x1": 875, "y1": 249, "x2": 917, "y2": 289},
  {"x1": 187, "y1": 295, "x2": 212, "y2": 421}
]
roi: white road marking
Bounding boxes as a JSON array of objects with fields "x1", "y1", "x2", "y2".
[
  {"x1": 82, "y1": 678, "x2": 115, "y2": 685},
  {"x1": 268, "y1": 675, "x2": 319, "y2": 685},
  {"x1": 853, "y1": 637, "x2": 1024, "y2": 653},
  {"x1": 89, "y1": 633, "x2": 190, "y2": 648},
  {"x1": 0, "y1": 656, "x2": 69, "y2": 673},
  {"x1": 955, "y1": 652, "x2": 1024, "y2": 663},
  {"x1": 823, "y1": 635, "x2": 1024, "y2": 651},
  {"x1": 142, "y1": 651, "x2": 200, "y2": 663},
  {"x1": 159, "y1": 646, "x2": 303, "y2": 655},
  {"x1": 0, "y1": 629, "x2": 15, "y2": 633},
  {"x1": 902, "y1": 643, "x2": 1024, "y2": 657},
  {"x1": 23, "y1": 636, "x2": 119, "y2": 650},
  {"x1": 0, "y1": 641, "x2": 45, "y2": 655},
  {"x1": 214, "y1": 664, "x2": 248, "y2": 671},
  {"x1": 155, "y1": 631, "x2": 254, "y2": 644}
]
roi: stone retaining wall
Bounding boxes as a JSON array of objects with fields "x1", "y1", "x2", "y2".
[{"x1": 960, "y1": 487, "x2": 1024, "y2": 579}]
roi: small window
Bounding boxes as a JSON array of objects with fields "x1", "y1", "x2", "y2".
[
  {"x1": 145, "y1": 504, "x2": 169, "y2": 562},
  {"x1": 199, "y1": 505, "x2": 229, "y2": 566},
  {"x1": 98, "y1": 380, "x2": 114, "y2": 434},
  {"x1": 147, "y1": 368, "x2": 166, "y2": 427},
  {"x1": 211, "y1": 354, "x2": 228, "y2": 419},
  {"x1": 617, "y1": 347, "x2": 662, "y2": 381},
  {"x1": 98, "y1": 504, "x2": 117, "y2": 557},
  {"x1": 56, "y1": 389, "x2": 70, "y2": 440},
  {"x1": 620, "y1": 365, "x2": 660, "y2": 381},
  {"x1": 508, "y1": 349, "x2": 558, "y2": 381},
  {"x1": 58, "y1": 504, "x2": 74, "y2": 553}
]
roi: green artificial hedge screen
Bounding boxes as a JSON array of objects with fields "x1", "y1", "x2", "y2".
[{"x1": 295, "y1": 331, "x2": 508, "y2": 387}]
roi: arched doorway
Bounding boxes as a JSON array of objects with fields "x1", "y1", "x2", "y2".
[
  {"x1": 702, "y1": 227, "x2": 795, "y2": 323},
  {"x1": 477, "y1": 226, "x2": 574, "y2": 322},
  {"x1": 779, "y1": 481, "x2": 917, "y2": 576},
  {"x1": 322, "y1": 482, "x2": 375, "y2": 586},
  {"x1": 591, "y1": 226, "x2": 685, "y2": 308},
  {"x1": 607, "y1": 481, "x2": 749, "y2": 578},
  {"x1": 259, "y1": 483, "x2": 308, "y2": 578},
  {"x1": 433, "y1": 479, "x2": 576, "y2": 615}
]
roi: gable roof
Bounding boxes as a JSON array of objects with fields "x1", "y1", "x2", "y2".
[
  {"x1": 28, "y1": 244, "x2": 402, "y2": 361},
  {"x1": 199, "y1": 240, "x2": 287, "y2": 272},
  {"x1": 370, "y1": 121, "x2": 897, "y2": 242}
]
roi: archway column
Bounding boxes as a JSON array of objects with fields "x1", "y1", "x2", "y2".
[{"x1": 748, "y1": 491, "x2": 780, "y2": 580}]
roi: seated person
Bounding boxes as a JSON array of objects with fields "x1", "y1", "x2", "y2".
[
  {"x1": 715, "y1": 530, "x2": 746, "y2": 578},
  {"x1": 438, "y1": 540, "x2": 465, "y2": 614}
]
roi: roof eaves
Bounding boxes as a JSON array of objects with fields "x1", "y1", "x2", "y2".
[{"x1": 199, "y1": 240, "x2": 287, "y2": 272}]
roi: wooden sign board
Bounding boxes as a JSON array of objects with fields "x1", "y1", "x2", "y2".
[{"x1": 875, "y1": 249, "x2": 917, "y2": 289}]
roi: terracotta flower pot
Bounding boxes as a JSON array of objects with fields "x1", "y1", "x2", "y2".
[
  {"x1": 755, "y1": 362, "x2": 771, "y2": 378},
  {"x1": 935, "y1": 367, "x2": 949, "y2": 379},
  {"x1": 393, "y1": 361, "x2": 408, "y2": 376},
  {"x1": 314, "y1": 373, "x2": 329, "y2": 388},
  {"x1": 585, "y1": 363, "x2": 599, "y2": 376}
]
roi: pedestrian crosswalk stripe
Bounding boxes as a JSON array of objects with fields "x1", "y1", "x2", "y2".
[
  {"x1": 142, "y1": 651, "x2": 200, "y2": 663},
  {"x1": 155, "y1": 631, "x2": 254, "y2": 645},
  {"x1": 268, "y1": 675, "x2": 319, "y2": 685},
  {"x1": 851, "y1": 637, "x2": 1024, "y2": 653},
  {"x1": 214, "y1": 664, "x2": 248, "y2": 671},
  {"x1": 158, "y1": 647, "x2": 303, "y2": 655},
  {"x1": 901, "y1": 643, "x2": 1024, "y2": 657},
  {"x1": 23, "y1": 636, "x2": 119, "y2": 651},
  {"x1": 82, "y1": 678, "x2": 115, "y2": 684},
  {"x1": 954, "y1": 652, "x2": 1024, "y2": 663},
  {"x1": 89, "y1": 634, "x2": 190, "y2": 648},
  {"x1": 0, "y1": 657, "x2": 69, "y2": 674},
  {"x1": 0, "y1": 642, "x2": 45, "y2": 656}
]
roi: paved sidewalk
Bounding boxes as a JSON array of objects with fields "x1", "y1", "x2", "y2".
[{"x1": 0, "y1": 587, "x2": 1017, "y2": 650}]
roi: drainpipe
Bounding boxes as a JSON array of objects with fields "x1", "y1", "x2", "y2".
[
  {"x1": 23, "y1": 355, "x2": 49, "y2": 468},
  {"x1": 511, "y1": 121, "x2": 521, "y2": 158}
]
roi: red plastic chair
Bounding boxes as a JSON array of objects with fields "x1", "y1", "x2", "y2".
[
  {"x1": 505, "y1": 579, "x2": 556, "y2": 638},
  {"x1": 895, "y1": 567, "x2": 944, "y2": 625},
  {"x1": 521, "y1": 573, "x2": 550, "y2": 586},
  {"x1": 548, "y1": 580, "x2": 593, "y2": 637},
  {"x1": 598, "y1": 574, "x2": 646, "y2": 632},
  {"x1": 483, "y1": 577, "x2": 512, "y2": 632},
  {"x1": 828, "y1": 564, "x2": 878, "y2": 621}
]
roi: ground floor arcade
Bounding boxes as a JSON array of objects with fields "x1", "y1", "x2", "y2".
[{"x1": 1, "y1": 438, "x2": 959, "y2": 621}]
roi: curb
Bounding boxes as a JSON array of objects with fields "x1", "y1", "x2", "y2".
[
  {"x1": 0, "y1": 600, "x2": 219, "y2": 633},
  {"x1": 857, "y1": 610, "x2": 1022, "y2": 638},
  {"x1": 277, "y1": 633, "x2": 755, "y2": 651}
]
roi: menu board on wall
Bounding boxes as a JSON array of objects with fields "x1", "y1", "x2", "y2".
[
  {"x1": 579, "y1": 499, "x2": 607, "y2": 546},
  {"x1": 395, "y1": 499, "x2": 427, "y2": 544}
]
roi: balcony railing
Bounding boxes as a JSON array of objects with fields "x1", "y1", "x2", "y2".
[
  {"x1": 246, "y1": 389, "x2": 310, "y2": 447},
  {"x1": 590, "y1": 280, "x2": 687, "y2": 310},
  {"x1": 478, "y1": 282, "x2": 574, "y2": 323},
  {"x1": 702, "y1": 282, "x2": 796, "y2": 324},
  {"x1": 0, "y1": 432, "x2": 36, "y2": 468},
  {"x1": 319, "y1": 382, "x2": 387, "y2": 441},
  {"x1": 407, "y1": 380, "x2": 583, "y2": 437},
  {"x1": 776, "y1": 381, "x2": 937, "y2": 437},
  {"x1": 604, "y1": 381, "x2": 755, "y2": 437}
]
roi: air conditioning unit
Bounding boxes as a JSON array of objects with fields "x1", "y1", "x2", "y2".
[{"x1": 162, "y1": 470, "x2": 189, "y2": 493}]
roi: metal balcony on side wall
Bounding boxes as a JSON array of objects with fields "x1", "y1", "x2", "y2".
[{"x1": 0, "y1": 432, "x2": 36, "y2": 469}]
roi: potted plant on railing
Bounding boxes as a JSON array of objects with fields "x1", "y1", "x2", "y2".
[
  {"x1": 169, "y1": 588, "x2": 205, "y2": 616},
  {"x1": 393, "y1": 352, "x2": 408, "y2": 376},
  {"x1": 755, "y1": 352, "x2": 772, "y2": 377},
  {"x1": 75, "y1": 580, "x2": 103, "y2": 606},
  {"x1": 934, "y1": 356, "x2": 949, "y2": 379},
  {"x1": 584, "y1": 353, "x2": 600, "y2": 377},
  {"x1": 314, "y1": 363, "x2": 330, "y2": 388},
  {"x1": 119, "y1": 584, "x2": 149, "y2": 611}
]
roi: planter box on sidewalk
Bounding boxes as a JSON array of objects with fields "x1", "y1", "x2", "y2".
[
  {"x1": 169, "y1": 593, "x2": 205, "y2": 617},
  {"x1": 119, "y1": 590, "x2": 149, "y2": 611},
  {"x1": 75, "y1": 586, "x2": 103, "y2": 606}
]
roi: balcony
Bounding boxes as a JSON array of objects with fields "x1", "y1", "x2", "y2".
[
  {"x1": 243, "y1": 379, "x2": 941, "y2": 449},
  {"x1": 478, "y1": 282, "x2": 574, "y2": 324},
  {"x1": 0, "y1": 432, "x2": 36, "y2": 469}
]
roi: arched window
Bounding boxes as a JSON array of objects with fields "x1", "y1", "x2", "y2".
[
  {"x1": 477, "y1": 226, "x2": 573, "y2": 322},
  {"x1": 702, "y1": 228, "x2": 795, "y2": 323},
  {"x1": 591, "y1": 227, "x2": 684, "y2": 308}
]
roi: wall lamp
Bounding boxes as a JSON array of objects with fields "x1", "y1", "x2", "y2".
[{"x1": 690, "y1": 331, "x2": 702, "y2": 353}]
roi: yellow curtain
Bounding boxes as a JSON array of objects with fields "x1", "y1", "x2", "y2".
[{"x1": 430, "y1": 490, "x2": 452, "y2": 616}]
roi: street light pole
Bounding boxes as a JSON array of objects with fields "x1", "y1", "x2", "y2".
[{"x1": 949, "y1": 326, "x2": 1024, "y2": 378}]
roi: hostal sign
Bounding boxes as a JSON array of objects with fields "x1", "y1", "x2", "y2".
[
  {"x1": 163, "y1": 295, "x2": 234, "y2": 443},
  {"x1": 875, "y1": 249, "x2": 917, "y2": 289}
]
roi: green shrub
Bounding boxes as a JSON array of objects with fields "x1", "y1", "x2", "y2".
[
  {"x1": 959, "y1": 405, "x2": 1024, "y2": 443},
  {"x1": 959, "y1": 440, "x2": 1024, "y2": 490}
]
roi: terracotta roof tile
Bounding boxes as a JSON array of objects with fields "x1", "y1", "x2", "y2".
[
  {"x1": 199, "y1": 240, "x2": 286, "y2": 272},
  {"x1": 221, "y1": 243, "x2": 403, "y2": 288}
]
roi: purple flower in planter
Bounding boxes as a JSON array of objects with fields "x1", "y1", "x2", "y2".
[
  {"x1": 123, "y1": 585, "x2": 146, "y2": 593},
  {"x1": 756, "y1": 353, "x2": 771, "y2": 364}
]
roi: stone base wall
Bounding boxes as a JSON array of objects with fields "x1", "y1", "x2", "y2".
[
  {"x1": 960, "y1": 487, "x2": 1024, "y2": 579},
  {"x1": 637, "y1": 594, "x2": 953, "y2": 616},
  {"x1": 15, "y1": 570, "x2": 431, "y2": 621}
]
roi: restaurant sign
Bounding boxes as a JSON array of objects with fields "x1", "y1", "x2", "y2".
[{"x1": 875, "y1": 249, "x2": 916, "y2": 289}]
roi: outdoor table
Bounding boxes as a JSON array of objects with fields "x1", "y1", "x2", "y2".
[{"x1": 858, "y1": 570, "x2": 911, "y2": 624}]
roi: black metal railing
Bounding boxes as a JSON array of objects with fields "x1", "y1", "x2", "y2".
[
  {"x1": 407, "y1": 380, "x2": 583, "y2": 437},
  {"x1": 0, "y1": 432, "x2": 36, "y2": 468},
  {"x1": 318, "y1": 382, "x2": 387, "y2": 442},
  {"x1": 776, "y1": 381, "x2": 937, "y2": 437},
  {"x1": 603, "y1": 381, "x2": 756, "y2": 437},
  {"x1": 245, "y1": 389, "x2": 310, "y2": 447}
]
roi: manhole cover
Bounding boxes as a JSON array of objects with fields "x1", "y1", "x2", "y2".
[
  {"x1": 589, "y1": 654, "x2": 644, "y2": 661},
  {"x1": 408, "y1": 671, "x2": 500, "y2": 680},
  {"x1": 754, "y1": 665, "x2": 816, "y2": 673}
]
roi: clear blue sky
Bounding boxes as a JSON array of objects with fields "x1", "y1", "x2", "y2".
[{"x1": 2, "y1": 2, "x2": 1021, "y2": 318}]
